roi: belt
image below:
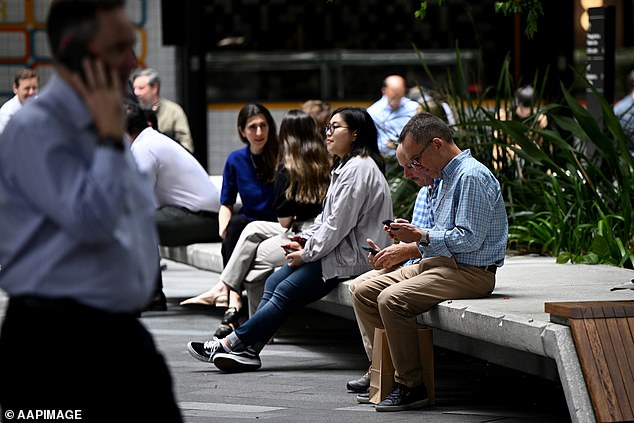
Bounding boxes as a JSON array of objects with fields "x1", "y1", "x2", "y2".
[
  {"x1": 186, "y1": 208, "x2": 217, "y2": 218},
  {"x1": 476, "y1": 265, "x2": 497, "y2": 274}
]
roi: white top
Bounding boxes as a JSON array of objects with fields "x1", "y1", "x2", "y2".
[
  {"x1": 131, "y1": 127, "x2": 220, "y2": 212},
  {"x1": 0, "y1": 95, "x2": 22, "y2": 134}
]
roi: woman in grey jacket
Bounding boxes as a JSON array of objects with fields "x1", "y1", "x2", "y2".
[{"x1": 187, "y1": 107, "x2": 393, "y2": 372}]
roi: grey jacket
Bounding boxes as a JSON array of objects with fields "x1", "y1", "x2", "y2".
[{"x1": 300, "y1": 155, "x2": 393, "y2": 281}]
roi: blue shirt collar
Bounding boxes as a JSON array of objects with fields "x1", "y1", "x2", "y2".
[{"x1": 442, "y1": 149, "x2": 471, "y2": 180}]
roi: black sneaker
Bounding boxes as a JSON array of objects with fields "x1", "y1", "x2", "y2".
[
  {"x1": 187, "y1": 339, "x2": 224, "y2": 362},
  {"x1": 374, "y1": 382, "x2": 429, "y2": 412},
  {"x1": 356, "y1": 392, "x2": 372, "y2": 404},
  {"x1": 346, "y1": 367, "x2": 371, "y2": 392},
  {"x1": 213, "y1": 347, "x2": 262, "y2": 372}
]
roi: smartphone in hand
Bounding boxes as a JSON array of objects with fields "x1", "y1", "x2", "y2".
[
  {"x1": 382, "y1": 219, "x2": 399, "y2": 231},
  {"x1": 362, "y1": 245, "x2": 380, "y2": 255},
  {"x1": 282, "y1": 246, "x2": 295, "y2": 255}
]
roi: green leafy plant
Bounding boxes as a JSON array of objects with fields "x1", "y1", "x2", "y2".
[
  {"x1": 393, "y1": 49, "x2": 634, "y2": 268},
  {"x1": 415, "y1": 0, "x2": 543, "y2": 38}
]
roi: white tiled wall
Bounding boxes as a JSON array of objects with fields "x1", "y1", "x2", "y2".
[
  {"x1": 0, "y1": 1, "x2": 178, "y2": 105},
  {"x1": 1, "y1": 0, "x2": 291, "y2": 177},
  {"x1": 139, "y1": 1, "x2": 177, "y2": 102},
  {"x1": 206, "y1": 108, "x2": 288, "y2": 175}
]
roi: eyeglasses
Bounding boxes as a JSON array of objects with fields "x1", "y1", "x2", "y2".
[
  {"x1": 406, "y1": 141, "x2": 432, "y2": 169},
  {"x1": 324, "y1": 123, "x2": 349, "y2": 135}
]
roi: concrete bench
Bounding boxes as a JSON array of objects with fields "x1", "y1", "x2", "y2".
[{"x1": 160, "y1": 243, "x2": 634, "y2": 423}]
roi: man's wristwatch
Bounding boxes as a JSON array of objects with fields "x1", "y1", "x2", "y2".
[
  {"x1": 98, "y1": 135, "x2": 125, "y2": 151},
  {"x1": 419, "y1": 231, "x2": 430, "y2": 247}
]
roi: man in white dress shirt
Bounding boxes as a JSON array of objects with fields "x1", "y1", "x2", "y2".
[
  {"x1": 0, "y1": 68, "x2": 39, "y2": 134},
  {"x1": 125, "y1": 103, "x2": 221, "y2": 310}
]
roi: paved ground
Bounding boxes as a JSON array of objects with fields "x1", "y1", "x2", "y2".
[
  {"x1": 7, "y1": 257, "x2": 629, "y2": 421},
  {"x1": 139, "y1": 260, "x2": 572, "y2": 422}
]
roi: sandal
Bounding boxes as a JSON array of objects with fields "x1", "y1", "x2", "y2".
[
  {"x1": 179, "y1": 284, "x2": 229, "y2": 308},
  {"x1": 214, "y1": 307, "x2": 241, "y2": 338}
]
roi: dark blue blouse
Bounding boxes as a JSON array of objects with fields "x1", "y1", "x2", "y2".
[{"x1": 220, "y1": 146, "x2": 276, "y2": 222}]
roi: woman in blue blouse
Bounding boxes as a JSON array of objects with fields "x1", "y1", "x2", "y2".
[{"x1": 216, "y1": 104, "x2": 279, "y2": 305}]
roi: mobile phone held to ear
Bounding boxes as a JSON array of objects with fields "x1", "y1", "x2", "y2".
[{"x1": 362, "y1": 245, "x2": 380, "y2": 255}]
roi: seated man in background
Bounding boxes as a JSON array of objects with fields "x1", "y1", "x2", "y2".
[
  {"x1": 132, "y1": 67, "x2": 194, "y2": 153},
  {"x1": 367, "y1": 74, "x2": 419, "y2": 157},
  {"x1": 125, "y1": 103, "x2": 222, "y2": 310}
]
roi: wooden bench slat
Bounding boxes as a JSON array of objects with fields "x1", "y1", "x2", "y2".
[
  {"x1": 594, "y1": 309, "x2": 634, "y2": 420},
  {"x1": 569, "y1": 319, "x2": 616, "y2": 421},
  {"x1": 615, "y1": 316, "x2": 634, "y2": 374},
  {"x1": 605, "y1": 316, "x2": 634, "y2": 418}
]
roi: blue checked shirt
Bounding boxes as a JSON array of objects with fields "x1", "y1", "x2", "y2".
[
  {"x1": 404, "y1": 179, "x2": 441, "y2": 265},
  {"x1": 419, "y1": 150, "x2": 508, "y2": 267}
]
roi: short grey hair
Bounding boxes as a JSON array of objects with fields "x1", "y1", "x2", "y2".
[{"x1": 132, "y1": 67, "x2": 160, "y2": 90}]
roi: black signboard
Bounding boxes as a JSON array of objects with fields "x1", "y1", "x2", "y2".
[{"x1": 586, "y1": 6, "x2": 615, "y2": 124}]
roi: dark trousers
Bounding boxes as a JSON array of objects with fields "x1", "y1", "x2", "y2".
[
  {"x1": 0, "y1": 296, "x2": 183, "y2": 423},
  {"x1": 154, "y1": 205, "x2": 223, "y2": 303},
  {"x1": 156, "y1": 205, "x2": 222, "y2": 247},
  {"x1": 221, "y1": 214, "x2": 251, "y2": 266}
]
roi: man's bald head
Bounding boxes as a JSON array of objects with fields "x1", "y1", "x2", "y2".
[{"x1": 382, "y1": 75, "x2": 407, "y2": 111}]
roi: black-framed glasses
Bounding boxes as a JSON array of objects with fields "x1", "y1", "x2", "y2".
[
  {"x1": 406, "y1": 141, "x2": 432, "y2": 169},
  {"x1": 324, "y1": 123, "x2": 349, "y2": 134}
]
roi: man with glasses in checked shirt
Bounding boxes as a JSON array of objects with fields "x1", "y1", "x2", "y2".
[{"x1": 350, "y1": 112, "x2": 508, "y2": 412}]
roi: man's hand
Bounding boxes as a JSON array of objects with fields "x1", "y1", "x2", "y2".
[
  {"x1": 384, "y1": 218, "x2": 409, "y2": 240},
  {"x1": 390, "y1": 221, "x2": 425, "y2": 243},
  {"x1": 365, "y1": 238, "x2": 381, "y2": 267},
  {"x1": 373, "y1": 244, "x2": 416, "y2": 270},
  {"x1": 67, "y1": 58, "x2": 124, "y2": 139}
]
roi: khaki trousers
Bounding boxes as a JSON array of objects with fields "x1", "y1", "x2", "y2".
[
  {"x1": 348, "y1": 268, "x2": 392, "y2": 360},
  {"x1": 220, "y1": 220, "x2": 286, "y2": 316},
  {"x1": 351, "y1": 255, "x2": 495, "y2": 387}
]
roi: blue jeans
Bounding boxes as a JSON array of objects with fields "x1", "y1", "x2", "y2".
[{"x1": 233, "y1": 261, "x2": 340, "y2": 347}]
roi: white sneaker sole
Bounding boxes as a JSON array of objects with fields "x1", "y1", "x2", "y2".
[
  {"x1": 213, "y1": 352, "x2": 261, "y2": 372},
  {"x1": 356, "y1": 394, "x2": 373, "y2": 404},
  {"x1": 374, "y1": 398, "x2": 429, "y2": 412}
]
